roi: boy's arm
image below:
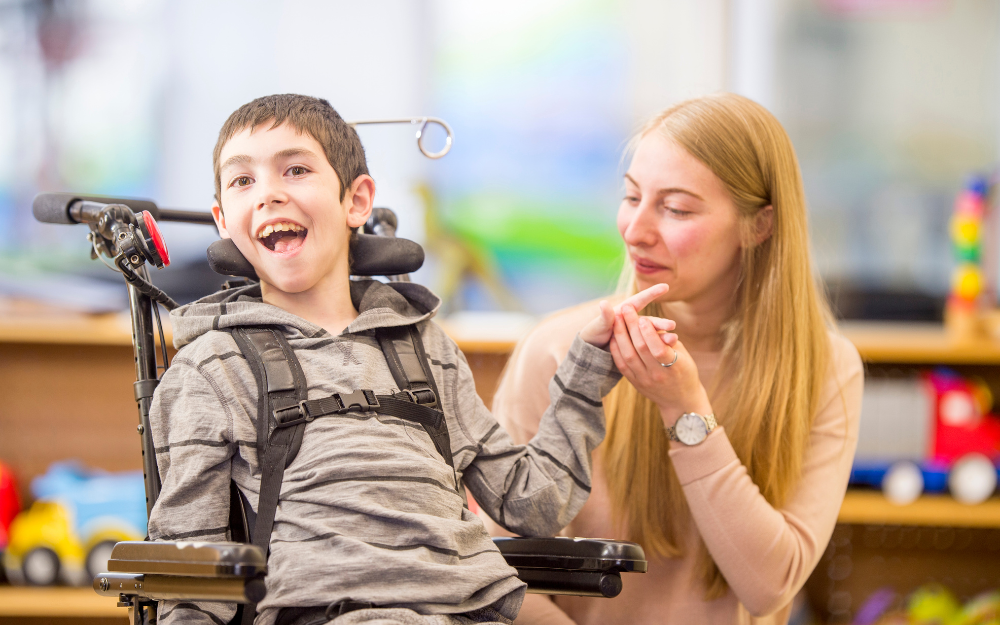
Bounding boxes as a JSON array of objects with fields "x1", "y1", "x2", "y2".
[
  {"x1": 454, "y1": 335, "x2": 620, "y2": 536},
  {"x1": 147, "y1": 356, "x2": 239, "y2": 625}
]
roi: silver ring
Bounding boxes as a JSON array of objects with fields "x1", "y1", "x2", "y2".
[{"x1": 660, "y1": 350, "x2": 679, "y2": 368}]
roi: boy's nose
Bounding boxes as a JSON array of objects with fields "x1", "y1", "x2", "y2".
[{"x1": 255, "y1": 177, "x2": 288, "y2": 211}]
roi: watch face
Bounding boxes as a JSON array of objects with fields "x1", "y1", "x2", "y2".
[{"x1": 675, "y1": 413, "x2": 708, "y2": 445}]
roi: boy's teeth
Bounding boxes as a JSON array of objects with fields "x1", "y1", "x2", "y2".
[{"x1": 257, "y1": 222, "x2": 304, "y2": 239}]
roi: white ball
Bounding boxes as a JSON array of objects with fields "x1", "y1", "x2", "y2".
[
  {"x1": 883, "y1": 461, "x2": 924, "y2": 505},
  {"x1": 949, "y1": 453, "x2": 998, "y2": 505}
]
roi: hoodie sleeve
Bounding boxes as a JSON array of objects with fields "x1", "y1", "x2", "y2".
[
  {"x1": 446, "y1": 334, "x2": 620, "y2": 536},
  {"x1": 147, "y1": 353, "x2": 239, "y2": 625}
]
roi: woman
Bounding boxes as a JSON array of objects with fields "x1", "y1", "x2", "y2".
[{"x1": 489, "y1": 93, "x2": 864, "y2": 624}]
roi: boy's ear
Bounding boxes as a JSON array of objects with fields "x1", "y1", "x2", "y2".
[
  {"x1": 344, "y1": 175, "x2": 375, "y2": 229},
  {"x1": 753, "y1": 205, "x2": 774, "y2": 246},
  {"x1": 211, "y1": 201, "x2": 231, "y2": 239}
]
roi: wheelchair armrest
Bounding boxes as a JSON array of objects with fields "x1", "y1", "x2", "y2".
[
  {"x1": 492, "y1": 537, "x2": 647, "y2": 598},
  {"x1": 93, "y1": 541, "x2": 266, "y2": 604}
]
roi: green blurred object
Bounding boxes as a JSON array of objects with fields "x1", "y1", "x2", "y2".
[
  {"x1": 421, "y1": 186, "x2": 625, "y2": 313},
  {"x1": 954, "y1": 242, "x2": 982, "y2": 264},
  {"x1": 907, "y1": 584, "x2": 961, "y2": 624},
  {"x1": 445, "y1": 193, "x2": 623, "y2": 287}
]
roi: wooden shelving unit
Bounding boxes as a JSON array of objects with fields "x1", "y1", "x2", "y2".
[
  {"x1": 0, "y1": 587, "x2": 123, "y2": 617},
  {"x1": 4, "y1": 315, "x2": 1000, "y2": 621},
  {"x1": 840, "y1": 321, "x2": 1000, "y2": 365},
  {"x1": 839, "y1": 491, "x2": 1000, "y2": 528}
]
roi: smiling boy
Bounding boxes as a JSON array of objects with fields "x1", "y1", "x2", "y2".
[{"x1": 146, "y1": 94, "x2": 667, "y2": 625}]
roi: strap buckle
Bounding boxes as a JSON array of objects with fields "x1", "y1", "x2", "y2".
[
  {"x1": 273, "y1": 402, "x2": 310, "y2": 425},
  {"x1": 401, "y1": 387, "x2": 437, "y2": 406},
  {"x1": 335, "y1": 390, "x2": 380, "y2": 413}
]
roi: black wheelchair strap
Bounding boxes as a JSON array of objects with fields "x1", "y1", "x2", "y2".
[
  {"x1": 227, "y1": 324, "x2": 453, "y2": 625},
  {"x1": 376, "y1": 325, "x2": 442, "y2": 408},
  {"x1": 230, "y1": 327, "x2": 308, "y2": 625},
  {"x1": 271, "y1": 390, "x2": 454, "y2": 469}
]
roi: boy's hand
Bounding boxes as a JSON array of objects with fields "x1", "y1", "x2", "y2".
[{"x1": 579, "y1": 284, "x2": 675, "y2": 348}]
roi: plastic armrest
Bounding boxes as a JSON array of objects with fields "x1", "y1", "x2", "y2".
[
  {"x1": 492, "y1": 537, "x2": 647, "y2": 598},
  {"x1": 92, "y1": 540, "x2": 267, "y2": 604}
]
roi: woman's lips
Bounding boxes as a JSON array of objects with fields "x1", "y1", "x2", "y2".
[{"x1": 633, "y1": 257, "x2": 667, "y2": 275}]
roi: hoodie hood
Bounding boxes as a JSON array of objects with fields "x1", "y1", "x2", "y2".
[{"x1": 169, "y1": 279, "x2": 441, "y2": 349}]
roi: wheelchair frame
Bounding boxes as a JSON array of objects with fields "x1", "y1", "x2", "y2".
[{"x1": 31, "y1": 193, "x2": 647, "y2": 625}]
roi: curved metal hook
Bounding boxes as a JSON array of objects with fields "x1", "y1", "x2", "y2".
[{"x1": 349, "y1": 117, "x2": 453, "y2": 159}]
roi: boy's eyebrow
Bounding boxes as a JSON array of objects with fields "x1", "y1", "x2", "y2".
[
  {"x1": 623, "y1": 173, "x2": 704, "y2": 201},
  {"x1": 220, "y1": 154, "x2": 253, "y2": 172},
  {"x1": 272, "y1": 147, "x2": 321, "y2": 161},
  {"x1": 220, "y1": 148, "x2": 322, "y2": 173}
]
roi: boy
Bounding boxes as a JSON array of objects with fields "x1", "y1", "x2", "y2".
[{"x1": 147, "y1": 94, "x2": 669, "y2": 625}]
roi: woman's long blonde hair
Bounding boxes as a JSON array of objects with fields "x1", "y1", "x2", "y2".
[{"x1": 602, "y1": 93, "x2": 833, "y2": 598}]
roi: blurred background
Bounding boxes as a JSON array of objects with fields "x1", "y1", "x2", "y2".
[
  {"x1": 2, "y1": 0, "x2": 995, "y2": 321},
  {"x1": 4, "y1": 3, "x2": 1000, "y2": 624}
]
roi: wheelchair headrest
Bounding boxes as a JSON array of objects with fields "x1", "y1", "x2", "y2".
[{"x1": 207, "y1": 234, "x2": 425, "y2": 280}]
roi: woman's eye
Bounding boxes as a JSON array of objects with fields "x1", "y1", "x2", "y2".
[
  {"x1": 624, "y1": 195, "x2": 640, "y2": 204},
  {"x1": 667, "y1": 207, "x2": 691, "y2": 217},
  {"x1": 232, "y1": 176, "x2": 253, "y2": 188},
  {"x1": 288, "y1": 166, "x2": 308, "y2": 176}
]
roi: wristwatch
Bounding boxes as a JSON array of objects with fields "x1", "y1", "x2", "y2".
[{"x1": 666, "y1": 412, "x2": 718, "y2": 446}]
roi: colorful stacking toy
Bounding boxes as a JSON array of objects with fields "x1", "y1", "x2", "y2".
[{"x1": 950, "y1": 177, "x2": 988, "y2": 303}]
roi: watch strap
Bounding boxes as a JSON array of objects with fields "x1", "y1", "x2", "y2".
[{"x1": 666, "y1": 413, "x2": 717, "y2": 443}]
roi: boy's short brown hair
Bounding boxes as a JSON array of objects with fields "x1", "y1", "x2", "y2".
[{"x1": 213, "y1": 94, "x2": 369, "y2": 207}]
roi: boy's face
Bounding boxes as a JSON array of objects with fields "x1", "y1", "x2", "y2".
[{"x1": 212, "y1": 122, "x2": 372, "y2": 296}]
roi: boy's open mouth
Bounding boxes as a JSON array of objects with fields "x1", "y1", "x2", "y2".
[{"x1": 256, "y1": 221, "x2": 307, "y2": 254}]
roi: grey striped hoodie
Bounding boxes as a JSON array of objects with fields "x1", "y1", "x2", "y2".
[{"x1": 147, "y1": 279, "x2": 620, "y2": 624}]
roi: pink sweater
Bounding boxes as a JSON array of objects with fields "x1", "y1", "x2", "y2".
[{"x1": 488, "y1": 303, "x2": 864, "y2": 625}]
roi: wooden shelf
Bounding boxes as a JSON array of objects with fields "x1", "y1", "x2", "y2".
[
  {"x1": 6, "y1": 316, "x2": 1000, "y2": 362},
  {"x1": 840, "y1": 321, "x2": 1000, "y2": 364},
  {"x1": 839, "y1": 491, "x2": 1000, "y2": 528},
  {"x1": 0, "y1": 313, "x2": 137, "y2": 347},
  {"x1": 0, "y1": 312, "x2": 516, "y2": 355},
  {"x1": 0, "y1": 587, "x2": 123, "y2": 617}
]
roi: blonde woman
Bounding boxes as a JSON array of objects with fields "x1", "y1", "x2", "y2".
[{"x1": 489, "y1": 93, "x2": 864, "y2": 624}]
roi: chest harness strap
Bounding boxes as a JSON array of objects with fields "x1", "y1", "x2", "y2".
[{"x1": 227, "y1": 325, "x2": 453, "y2": 625}]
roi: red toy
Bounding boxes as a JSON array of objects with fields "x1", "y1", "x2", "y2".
[
  {"x1": 852, "y1": 368, "x2": 1000, "y2": 504},
  {"x1": 928, "y1": 369, "x2": 1000, "y2": 464},
  {"x1": 0, "y1": 461, "x2": 22, "y2": 550}
]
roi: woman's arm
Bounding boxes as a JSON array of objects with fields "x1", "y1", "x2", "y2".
[
  {"x1": 612, "y1": 308, "x2": 864, "y2": 617},
  {"x1": 670, "y1": 338, "x2": 862, "y2": 616}
]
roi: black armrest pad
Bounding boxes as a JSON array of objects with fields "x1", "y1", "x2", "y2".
[
  {"x1": 107, "y1": 541, "x2": 266, "y2": 578},
  {"x1": 492, "y1": 537, "x2": 647, "y2": 573}
]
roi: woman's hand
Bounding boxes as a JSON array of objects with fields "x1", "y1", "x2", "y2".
[
  {"x1": 610, "y1": 304, "x2": 712, "y2": 428},
  {"x1": 579, "y1": 284, "x2": 674, "y2": 348}
]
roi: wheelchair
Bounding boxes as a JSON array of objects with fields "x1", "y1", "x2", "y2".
[{"x1": 31, "y1": 191, "x2": 647, "y2": 625}]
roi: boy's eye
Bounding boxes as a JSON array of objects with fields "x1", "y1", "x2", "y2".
[
  {"x1": 231, "y1": 176, "x2": 253, "y2": 188},
  {"x1": 288, "y1": 166, "x2": 308, "y2": 176}
]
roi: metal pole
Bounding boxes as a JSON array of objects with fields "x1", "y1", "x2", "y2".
[{"x1": 127, "y1": 283, "x2": 161, "y2": 517}]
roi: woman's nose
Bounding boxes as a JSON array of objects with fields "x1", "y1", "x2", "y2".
[{"x1": 622, "y1": 202, "x2": 660, "y2": 247}]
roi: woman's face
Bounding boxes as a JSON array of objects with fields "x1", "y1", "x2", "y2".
[{"x1": 617, "y1": 132, "x2": 744, "y2": 305}]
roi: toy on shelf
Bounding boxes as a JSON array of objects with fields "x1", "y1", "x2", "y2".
[
  {"x1": 946, "y1": 174, "x2": 1000, "y2": 342},
  {"x1": 0, "y1": 461, "x2": 22, "y2": 553},
  {"x1": 854, "y1": 584, "x2": 1000, "y2": 625},
  {"x1": 851, "y1": 369, "x2": 1000, "y2": 505},
  {"x1": 1, "y1": 461, "x2": 146, "y2": 586}
]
